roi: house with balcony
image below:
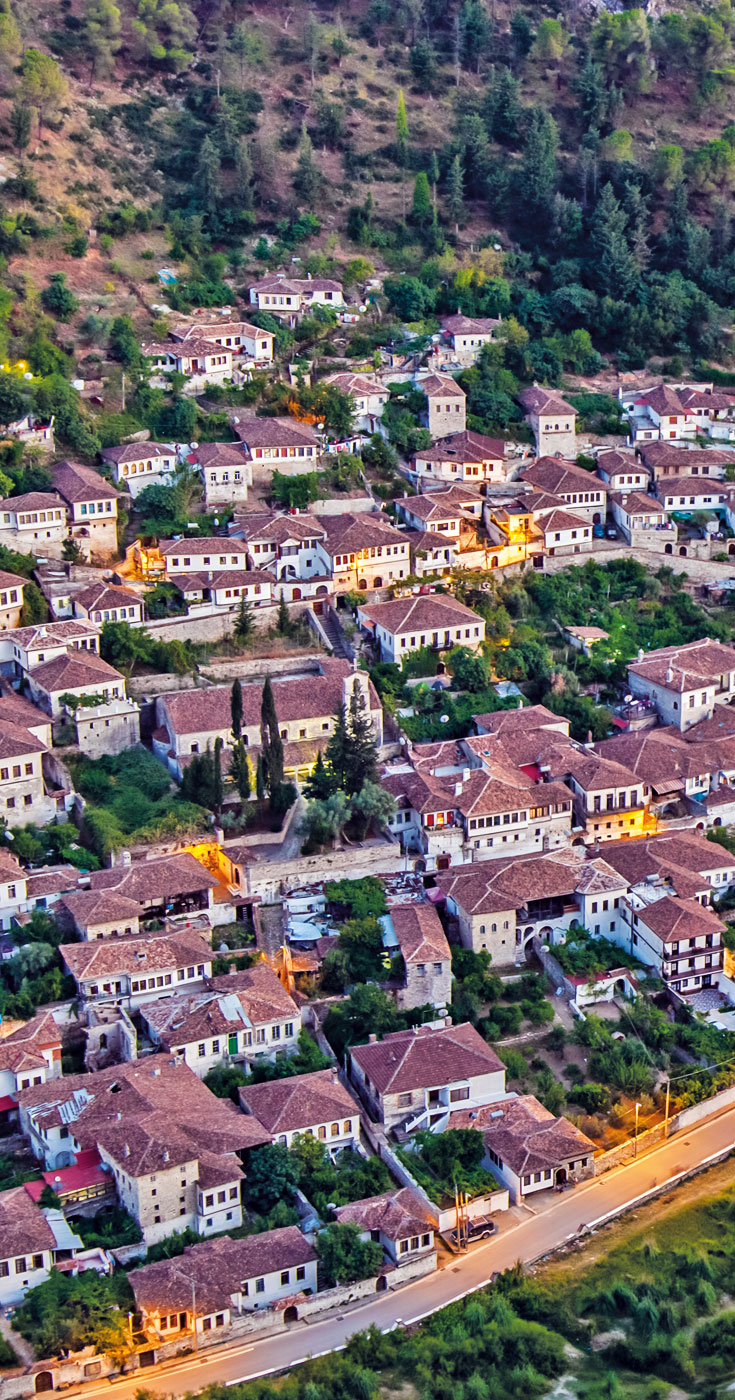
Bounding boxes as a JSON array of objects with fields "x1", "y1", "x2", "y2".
[
  {"x1": 317, "y1": 512, "x2": 411, "y2": 594},
  {"x1": 348, "y1": 1021, "x2": 506, "y2": 1135},
  {"x1": 595, "y1": 448, "x2": 650, "y2": 492},
  {"x1": 235, "y1": 512, "x2": 328, "y2": 583},
  {"x1": 237, "y1": 417, "x2": 320, "y2": 472},
  {"x1": 248, "y1": 274, "x2": 343, "y2": 323},
  {"x1": 520, "y1": 458, "x2": 607, "y2": 524},
  {"x1": 60, "y1": 928, "x2": 215, "y2": 1005},
  {"x1": 483, "y1": 498, "x2": 545, "y2": 569},
  {"x1": 439, "y1": 314, "x2": 501, "y2": 363},
  {"x1": 0, "y1": 1186, "x2": 84, "y2": 1306},
  {"x1": 239, "y1": 1067, "x2": 361, "y2": 1153},
  {"x1": 451, "y1": 1096, "x2": 596, "y2": 1201},
  {"x1": 15, "y1": 1059, "x2": 268, "y2": 1242},
  {"x1": 323, "y1": 372, "x2": 390, "y2": 433},
  {"x1": 627, "y1": 639, "x2": 735, "y2": 731},
  {"x1": 558, "y1": 750, "x2": 652, "y2": 843},
  {"x1": 620, "y1": 884, "x2": 725, "y2": 1000},
  {"x1": 142, "y1": 339, "x2": 234, "y2": 393},
  {"x1": 609, "y1": 492, "x2": 676, "y2": 550},
  {"x1": 592, "y1": 726, "x2": 735, "y2": 820}
]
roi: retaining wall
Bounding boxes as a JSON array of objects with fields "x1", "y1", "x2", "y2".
[{"x1": 247, "y1": 840, "x2": 409, "y2": 899}]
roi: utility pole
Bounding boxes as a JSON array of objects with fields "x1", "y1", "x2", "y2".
[
  {"x1": 121, "y1": 370, "x2": 126, "y2": 413},
  {"x1": 633, "y1": 1100, "x2": 640, "y2": 1157},
  {"x1": 663, "y1": 1078, "x2": 670, "y2": 1138}
]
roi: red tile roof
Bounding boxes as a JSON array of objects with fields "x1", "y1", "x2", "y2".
[
  {"x1": 350, "y1": 1021, "x2": 504, "y2": 1095},
  {"x1": 239, "y1": 1067, "x2": 359, "y2": 1135}
]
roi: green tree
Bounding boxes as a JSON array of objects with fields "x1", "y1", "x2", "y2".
[
  {"x1": 350, "y1": 781, "x2": 396, "y2": 840},
  {"x1": 304, "y1": 750, "x2": 337, "y2": 800},
  {"x1": 109, "y1": 316, "x2": 141, "y2": 369},
  {"x1": 446, "y1": 153, "x2": 465, "y2": 233},
  {"x1": 233, "y1": 594, "x2": 255, "y2": 646},
  {"x1": 41, "y1": 274, "x2": 79, "y2": 322},
  {"x1": 276, "y1": 591, "x2": 290, "y2": 636},
  {"x1": 195, "y1": 134, "x2": 222, "y2": 213},
  {"x1": 260, "y1": 677, "x2": 284, "y2": 798},
  {"x1": 520, "y1": 108, "x2": 558, "y2": 226},
  {"x1": 293, "y1": 122, "x2": 323, "y2": 202},
  {"x1": 316, "y1": 1223, "x2": 382, "y2": 1285},
  {"x1": 231, "y1": 678, "x2": 243, "y2": 741},
  {"x1": 9, "y1": 101, "x2": 31, "y2": 160},
  {"x1": 589, "y1": 182, "x2": 638, "y2": 300},
  {"x1": 411, "y1": 170, "x2": 433, "y2": 229},
  {"x1": 230, "y1": 740, "x2": 251, "y2": 804},
  {"x1": 84, "y1": 0, "x2": 121, "y2": 78},
  {"x1": 243, "y1": 1144, "x2": 299, "y2": 1213},
  {"x1": 21, "y1": 48, "x2": 68, "y2": 136},
  {"x1": 344, "y1": 682, "x2": 379, "y2": 794},
  {"x1": 300, "y1": 790, "x2": 350, "y2": 848},
  {"x1": 12, "y1": 1269, "x2": 133, "y2": 1363},
  {"x1": 213, "y1": 736, "x2": 224, "y2": 818}
]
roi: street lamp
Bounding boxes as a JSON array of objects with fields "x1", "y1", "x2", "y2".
[{"x1": 633, "y1": 1101, "x2": 640, "y2": 1157}]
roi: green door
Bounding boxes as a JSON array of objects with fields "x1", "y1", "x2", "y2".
[{"x1": 228, "y1": 1034, "x2": 238, "y2": 1054}]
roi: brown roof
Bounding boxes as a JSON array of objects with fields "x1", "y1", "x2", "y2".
[
  {"x1": 61, "y1": 928, "x2": 213, "y2": 982},
  {"x1": 636, "y1": 894, "x2": 725, "y2": 945},
  {"x1": 73, "y1": 583, "x2": 141, "y2": 613},
  {"x1": 88, "y1": 852, "x2": 219, "y2": 903},
  {"x1": 536, "y1": 506, "x2": 591, "y2": 533},
  {"x1": 52, "y1": 461, "x2": 119, "y2": 504},
  {"x1": 388, "y1": 902, "x2": 450, "y2": 965},
  {"x1": 238, "y1": 418, "x2": 318, "y2": 450},
  {"x1": 30, "y1": 651, "x2": 123, "y2": 694},
  {"x1": 593, "y1": 728, "x2": 717, "y2": 793},
  {"x1": 519, "y1": 386, "x2": 575, "y2": 417},
  {"x1": 562, "y1": 749, "x2": 644, "y2": 794},
  {"x1": 130, "y1": 1227, "x2": 316, "y2": 1315},
  {"x1": 521, "y1": 459, "x2": 607, "y2": 496},
  {"x1": 11, "y1": 620, "x2": 99, "y2": 650},
  {"x1": 1, "y1": 491, "x2": 67, "y2": 512},
  {"x1": 321, "y1": 512, "x2": 406, "y2": 555},
  {"x1": 610, "y1": 491, "x2": 665, "y2": 515},
  {"x1": 0, "y1": 1009, "x2": 61, "y2": 1075},
  {"x1": 396, "y1": 495, "x2": 471, "y2": 525},
  {"x1": 599, "y1": 832, "x2": 735, "y2": 887},
  {"x1": 142, "y1": 964, "x2": 298, "y2": 1046},
  {"x1": 58, "y1": 888, "x2": 141, "y2": 930},
  {"x1": 0, "y1": 569, "x2": 26, "y2": 591},
  {"x1": 453, "y1": 1095, "x2": 595, "y2": 1175},
  {"x1": 0, "y1": 719, "x2": 47, "y2": 759},
  {"x1": 100, "y1": 443, "x2": 174, "y2": 465},
  {"x1": 159, "y1": 660, "x2": 379, "y2": 738},
  {"x1": 160, "y1": 537, "x2": 250, "y2": 559},
  {"x1": 323, "y1": 372, "x2": 389, "y2": 397},
  {"x1": 0, "y1": 688, "x2": 49, "y2": 730},
  {"x1": 335, "y1": 1187, "x2": 431, "y2": 1239},
  {"x1": 0, "y1": 1186, "x2": 57, "y2": 1261},
  {"x1": 350, "y1": 1021, "x2": 504, "y2": 1095},
  {"x1": 441, "y1": 314, "x2": 501, "y2": 336},
  {"x1": 628, "y1": 639, "x2": 735, "y2": 693},
  {"x1": 358, "y1": 592, "x2": 483, "y2": 637},
  {"x1": 634, "y1": 384, "x2": 687, "y2": 417},
  {"x1": 416, "y1": 373, "x2": 466, "y2": 399},
  {"x1": 239, "y1": 1067, "x2": 359, "y2": 1135},
  {"x1": 639, "y1": 442, "x2": 735, "y2": 470},
  {"x1": 194, "y1": 442, "x2": 252, "y2": 470},
  {"x1": 235, "y1": 512, "x2": 326, "y2": 545},
  {"x1": 437, "y1": 849, "x2": 625, "y2": 916},
  {"x1": 656, "y1": 477, "x2": 727, "y2": 498}
]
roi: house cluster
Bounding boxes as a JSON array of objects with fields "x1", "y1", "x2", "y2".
[
  {"x1": 619, "y1": 380, "x2": 735, "y2": 445},
  {"x1": 0, "y1": 461, "x2": 120, "y2": 563}
]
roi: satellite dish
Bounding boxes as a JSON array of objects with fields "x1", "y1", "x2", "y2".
[{"x1": 625, "y1": 694, "x2": 633, "y2": 703}]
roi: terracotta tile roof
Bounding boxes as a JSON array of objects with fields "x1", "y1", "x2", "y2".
[
  {"x1": 73, "y1": 583, "x2": 141, "y2": 613},
  {"x1": 535, "y1": 506, "x2": 591, "y2": 533},
  {"x1": 130, "y1": 1226, "x2": 317, "y2": 1315},
  {"x1": 599, "y1": 832, "x2": 735, "y2": 886},
  {"x1": 634, "y1": 384, "x2": 687, "y2": 417},
  {"x1": 0, "y1": 719, "x2": 47, "y2": 759},
  {"x1": 18, "y1": 1059, "x2": 266, "y2": 1176},
  {"x1": 656, "y1": 477, "x2": 727, "y2": 498},
  {"x1": 1, "y1": 491, "x2": 67, "y2": 512},
  {"x1": 169, "y1": 569, "x2": 275, "y2": 593},
  {"x1": 595, "y1": 448, "x2": 640, "y2": 475},
  {"x1": 518, "y1": 386, "x2": 575, "y2": 417},
  {"x1": 0, "y1": 568, "x2": 26, "y2": 591},
  {"x1": 0, "y1": 1009, "x2": 61, "y2": 1075},
  {"x1": 29, "y1": 651, "x2": 123, "y2": 694},
  {"x1": 350, "y1": 1021, "x2": 504, "y2": 1095},
  {"x1": 452, "y1": 1094, "x2": 595, "y2": 1175},
  {"x1": 238, "y1": 418, "x2": 318, "y2": 450},
  {"x1": 684, "y1": 705, "x2": 735, "y2": 743},
  {"x1": 323, "y1": 372, "x2": 389, "y2": 397},
  {"x1": 335, "y1": 1186, "x2": 431, "y2": 1238},
  {"x1": 25, "y1": 866, "x2": 79, "y2": 900},
  {"x1": 441, "y1": 315, "x2": 501, "y2": 336},
  {"x1": 473, "y1": 703, "x2": 567, "y2": 736},
  {"x1": 52, "y1": 461, "x2": 119, "y2": 503},
  {"x1": 561, "y1": 749, "x2": 644, "y2": 793},
  {"x1": 193, "y1": 442, "x2": 252, "y2": 470},
  {"x1": 0, "y1": 689, "x2": 49, "y2": 730},
  {"x1": 58, "y1": 888, "x2": 141, "y2": 929},
  {"x1": 358, "y1": 592, "x2": 483, "y2": 637},
  {"x1": 235, "y1": 512, "x2": 326, "y2": 545},
  {"x1": 636, "y1": 894, "x2": 725, "y2": 945},
  {"x1": 593, "y1": 728, "x2": 715, "y2": 792},
  {"x1": 250, "y1": 275, "x2": 341, "y2": 294},
  {"x1": 159, "y1": 660, "x2": 379, "y2": 738},
  {"x1": 639, "y1": 442, "x2": 735, "y2": 469},
  {"x1": 239, "y1": 1067, "x2": 359, "y2": 1135},
  {"x1": 521, "y1": 459, "x2": 607, "y2": 496},
  {"x1": 321, "y1": 512, "x2": 406, "y2": 555},
  {"x1": 396, "y1": 495, "x2": 471, "y2": 525},
  {"x1": 436, "y1": 849, "x2": 625, "y2": 916},
  {"x1": 172, "y1": 319, "x2": 273, "y2": 341},
  {"x1": 416, "y1": 373, "x2": 466, "y2": 399},
  {"x1": 610, "y1": 491, "x2": 665, "y2": 515},
  {"x1": 388, "y1": 902, "x2": 450, "y2": 965},
  {"x1": 100, "y1": 443, "x2": 174, "y2": 464},
  {"x1": 628, "y1": 639, "x2": 735, "y2": 692},
  {"x1": 90, "y1": 853, "x2": 220, "y2": 902},
  {"x1": 142, "y1": 965, "x2": 298, "y2": 1046},
  {"x1": 0, "y1": 1186, "x2": 57, "y2": 1260},
  {"x1": 160, "y1": 537, "x2": 250, "y2": 559},
  {"x1": 61, "y1": 928, "x2": 213, "y2": 982},
  {"x1": 11, "y1": 620, "x2": 99, "y2": 650}
]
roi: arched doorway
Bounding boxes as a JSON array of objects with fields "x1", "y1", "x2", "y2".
[
  {"x1": 35, "y1": 1374, "x2": 54, "y2": 1393},
  {"x1": 316, "y1": 585, "x2": 328, "y2": 597},
  {"x1": 664, "y1": 543, "x2": 673, "y2": 554},
  {"x1": 373, "y1": 577, "x2": 383, "y2": 588},
  {"x1": 283, "y1": 1305, "x2": 298, "y2": 1323},
  {"x1": 730, "y1": 543, "x2": 735, "y2": 556},
  {"x1": 679, "y1": 546, "x2": 687, "y2": 556},
  {"x1": 593, "y1": 512, "x2": 602, "y2": 525},
  {"x1": 375, "y1": 1275, "x2": 388, "y2": 1293},
  {"x1": 292, "y1": 587, "x2": 302, "y2": 600},
  {"x1": 555, "y1": 1168, "x2": 567, "y2": 1186},
  {"x1": 538, "y1": 926, "x2": 553, "y2": 941}
]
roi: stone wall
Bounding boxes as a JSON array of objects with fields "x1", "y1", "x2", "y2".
[{"x1": 247, "y1": 839, "x2": 409, "y2": 899}]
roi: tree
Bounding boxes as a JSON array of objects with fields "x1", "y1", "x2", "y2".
[
  {"x1": 411, "y1": 171, "x2": 433, "y2": 229},
  {"x1": 520, "y1": 109, "x2": 558, "y2": 226},
  {"x1": 410, "y1": 38, "x2": 436, "y2": 86},
  {"x1": 303, "y1": 750, "x2": 337, "y2": 800},
  {"x1": 84, "y1": 0, "x2": 122, "y2": 78},
  {"x1": 325, "y1": 701, "x2": 350, "y2": 788},
  {"x1": 450, "y1": 646, "x2": 489, "y2": 691},
  {"x1": 233, "y1": 594, "x2": 255, "y2": 646},
  {"x1": 589, "y1": 182, "x2": 638, "y2": 300},
  {"x1": 345, "y1": 682, "x2": 379, "y2": 794},
  {"x1": 260, "y1": 677, "x2": 284, "y2": 798},
  {"x1": 180, "y1": 750, "x2": 216, "y2": 810},
  {"x1": 231, "y1": 678, "x2": 243, "y2": 742},
  {"x1": 230, "y1": 741, "x2": 251, "y2": 804},
  {"x1": 300, "y1": 790, "x2": 350, "y2": 848},
  {"x1": 62, "y1": 538, "x2": 85, "y2": 565},
  {"x1": 316, "y1": 1223, "x2": 382, "y2": 1286},
  {"x1": 446, "y1": 153, "x2": 465, "y2": 233},
  {"x1": 195, "y1": 134, "x2": 222, "y2": 212},
  {"x1": 21, "y1": 49, "x2": 68, "y2": 136},
  {"x1": 293, "y1": 122, "x2": 322, "y2": 202},
  {"x1": 109, "y1": 316, "x2": 141, "y2": 369},
  {"x1": 243, "y1": 1144, "x2": 299, "y2": 1213},
  {"x1": 276, "y1": 591, "x2": 290, "y2": 636},
  {"x1": 213, "y1": 737, "x2": 224, "y2": 818},
  {"x1": 323, "y1": 983, "x2": 401, "y2": 1059},
  {"x1": 350, "y1": 781, "x2": 396, "y2": 840},
  {"x1": 255, "y1": 752, "x2": 267, "y2": 802},
  {"x1": 0, "y1": 4, "x2": 21, "y2": 82},
  {"x1": 12, "y1": 1269, "x2": 133, "y2": 1364},
  {"x1": 41, "y1": 274, "x2": 79, "y2": 322},
  {"x1": 9, "y1": 101, "x2": 31, "y2": 161},
  {"x1": 303, "y1": 9, "x2": 322, "y2": 86}
]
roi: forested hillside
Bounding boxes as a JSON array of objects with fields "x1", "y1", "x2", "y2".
[{"x1": 2, "y1": 0, "x2": 735, "y2": 454}]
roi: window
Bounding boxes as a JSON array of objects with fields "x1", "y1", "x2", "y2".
[
  {"x1": 198, "y1": 1043, "x2": 206, "y2": 1057},
  {"x1": 280, "y1": 1271, "x2": 290, "y2": 1285},
  {"x1": 450, "y1": 1086, "x2": 469, "y2": 1102},
  {"x1": 256, "y1": 1278, "x2": 265, "y2": 1293},
  {"x1": 398, "y1": 1092, "x2": 412, "y2": 1107},
  {"x1": 296, "y1": 1265, "x2": 306, "y2": 1282}
]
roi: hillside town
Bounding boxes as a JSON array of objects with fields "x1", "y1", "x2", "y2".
[{"x1": 3, "y1": 280, "x2": 735, "y2": 1397}]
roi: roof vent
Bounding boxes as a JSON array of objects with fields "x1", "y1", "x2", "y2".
[
  {"x1": 152, "y1": 1066, "x2": 161, "y2": 1076},
  {"x1": 666, "y1": 666, "x2": 674, "y2": 684},
  {"x1": 162, "y1": 1149, "x2": 169, "y2": 1163},
  {"x1": 123, "y1": 1143, "x2": 130, "y2": 1158}
]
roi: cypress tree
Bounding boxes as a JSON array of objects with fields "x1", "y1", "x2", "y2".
[
  {"x1": 231, "y1": 740, "x2": 251, "y2": 803},
  {"x1": 304, "y1": 749, "x2": 337, "y2": 800},
  {"x1": 411, "y1": 171, "x2": 433, "y2": 228},
  {"x1": 345, "y1": 684, "x2": 378, "y2": 795},
  {"x1": 256, "y1": 753, "x2": 267, "y2": 802},
  {"x1": 231, "y1": 678, "x2": 243, "y2": 741},
  {"x1": 260, "y1": 676, "x2": 284, "y2": 797},
  {"x1": 446, "y1": 153, "x2": 465, "y2": 233},
  {"x1": 325, "y1": 701, "x2": 350, "y2": 791},
  {"x1": 277, "y1": 591, "x2": 290, "y2": 636},
  {"x1": 213, "y1": 737, "x2": 224, "y2": 818}
]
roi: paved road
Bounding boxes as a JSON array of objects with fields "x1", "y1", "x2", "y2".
[{"x1": 68, "y1": 1106, "x2": 735, "y2": 1400}]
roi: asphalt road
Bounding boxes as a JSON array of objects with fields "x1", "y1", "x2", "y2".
[{"x1": 68, "y1": 1106, "x2": 735, "y2": 1400}]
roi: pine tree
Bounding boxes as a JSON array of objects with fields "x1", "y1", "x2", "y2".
[
  {"x1": 304, "y1": 749, "x2": 337, "y2": 800},
  {"x1": 260, "y1": 676, "x2": 284, "y2": 798},
  {"x1": 590, "y1": 182, "x2": 637, "y2": 299},
  {"x1": 277, "y1": 591, "x2": 290, "y2": 636},
  {"x1": 231, "y1": 740, "x2": 251, "y2": 803},
  {"x1": 213, "y1": 737, "x2": 224, "y2": 818},
  {"x1": 411, "y1": 171, "x2": 433, "y2": 228},
  {"x1": 520, "y1": 108, "x2": 559, "y2": 226},
  {"x1": 231, "y1": 678, "x2": 243, "y2": 742},
  {"x1": 396, "y1": 89, "x2": 409, "y2": 218},
  {"x1": 293, "y1": 122, "x2": 322, "y2": 202},
  {"x1": 428, "y1": 150, "x2": 439, "y2": 210},
  {"x1": 325, "y1": 701, "x2": 350, "y2": 790},
  {"x1": 195, "y1": 133, "x2": 222, "y2": 213},
  {"x1": 345, "y1": 684, "x2": 378, "y2": 795},
  {"x1": 233, "y1": 594, "x2": 255, "y2": 645},
  {"x1": 446, "y1": 153, "x2": 465, "y2": 233},
  {"x1": 10, "y1": 101, "x2": 31, "y2": 161}
]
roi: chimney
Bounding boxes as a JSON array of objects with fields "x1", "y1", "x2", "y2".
[
  {"x1": 123, "y1": 1143, "x2": 130, "y2": 1158},
  {"x1": 162, "y1": 1149, "x2": 169, "y2": 1163},
  {"x1": 462, "y1": 768, "x2": 470, "y2": 782},
  {"x1": 444, "y1": 1016, "x2": 452, "y2": 1027},
  {"x1": 637, "y1": 648, "x2": 644, "y2": 662},
  {"x1": 330, "y1": 1067, "x2": 339, "y2": 1082},
  {"x1": 454, "y1": 781, "x2": 463, "y2": 796},
  {"x1": 666, "y1": 666, "x2": 674, "y2": 683},
  {"x1": 368, "y1": 1033, "x2": 377, "y2": 1043}
]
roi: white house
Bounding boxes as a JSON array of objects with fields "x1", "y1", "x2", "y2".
[
  {"x1": 192, "y1": 443, "x2": 252, "y2": 509},
  {"x1": 142, "y1": 340, "x2": 233, "y2": 392},
  {"x1": 610, "y1": 492, "x2": 676, "y2": 551},
  {"x1": 357, "y1": 592, "x2": 485, "y2": 663},
  {"x1": 627, "y1": 639, "x2": 735, "y2": 730},
  {"x1": 453, "y1": 1097, "x2": 595, "y2": 1201},
  {"x1": 323, "y1": 372, "x2": 389, "y2": 434},
  {"x1": 349, "y1": 1021, "x2": 507, "y2": 1134},
  {"x1": 239, "y1": 1067, "x2": 361, "y2": 1153},
  {"x1": 0, "y1": 1188, "x2": 83, "y2": 1306},
  {"x1": 171, "y1": 319, "x2": 274, "y2": 365},
  {"x1": 100, "y1": 443, "x2": 177, "y2": 498}
]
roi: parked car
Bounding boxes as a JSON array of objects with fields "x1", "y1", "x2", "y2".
[
  {"x1": 606, "y1": 527, "x2": 617, "y2": 538},
  {"x1": 466, "y1": 1215, "x2": 497, "y2": 1241},
  {"x1": 593, "y1": 525, "x2": 605, "y2": 539}
]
